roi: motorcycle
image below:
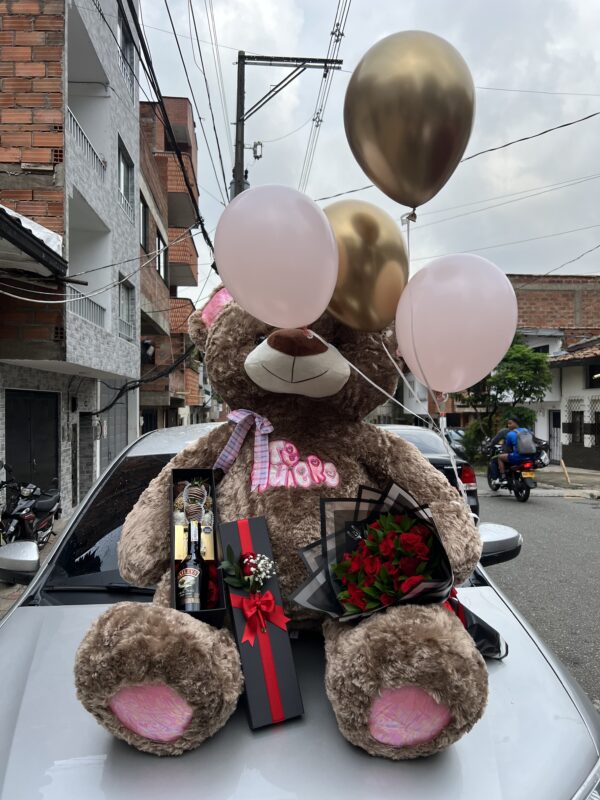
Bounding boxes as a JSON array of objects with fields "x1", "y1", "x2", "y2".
[
  {"x1": 486, "y1": 440, "x2": 550, "y2": 503},
  {"x1": 0, "y1": 460, "x2": 61, "y2": 547}
]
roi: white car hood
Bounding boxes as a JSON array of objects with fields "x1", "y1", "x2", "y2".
[{"x1": 0, "y1": 587, "x2": 598, "y2": 800}]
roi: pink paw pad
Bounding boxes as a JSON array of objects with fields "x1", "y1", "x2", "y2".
[
  {"x1": 109, "y1": 683, "x2": 193, "y2": 743},
  {"x1": 368, "y1": 686, "x2": 452, "y2": 747}
]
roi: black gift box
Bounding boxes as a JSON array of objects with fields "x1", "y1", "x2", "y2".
[
  {"x1": 219, "y1": 516, "x2": 304, "y2": 730},
  {"x1": 169, "y1": 468, "x2": 226, "y2": 628}
]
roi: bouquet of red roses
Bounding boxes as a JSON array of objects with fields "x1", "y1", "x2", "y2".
[{"x1": 331, "y1": 513, "x2": 443, "y2": 615}]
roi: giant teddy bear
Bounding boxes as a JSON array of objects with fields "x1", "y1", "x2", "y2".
[{"x1": 74, "y1": 287, "x2": 487, "y2": 758}]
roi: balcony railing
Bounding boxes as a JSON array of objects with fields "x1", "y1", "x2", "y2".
[
  {"x1": 118, "y1": 189, "x2": 134, "y2": 222},
  {"x1": 119, "y1": 317, "x2": 134, "y2": 341},
  {"x1": 66, "y1": 107, "x2": 106, "y2": 182},
  {"x1": 118, "y1": 50, "x2": 135, "y2": 98},
  {"x1": 67, "y1": 286, "x2": 106, "y2": 328}
]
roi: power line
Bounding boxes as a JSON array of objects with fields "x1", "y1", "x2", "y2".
[
  {"x1": 163, "y1": 0, "x2": 228, "y2": 203},
  {"x1": 411, "y1": 222, "x2": 600, "y2": 262},
  {"x1": 262, "y1": 115, "x2": 313, "y2": 143},
  {"x1": 0, "y1": 228, "x2": 195, "y2": 303},
  {"x1": 314, "y1": 109, "x2": 600, "y2": 202},
  {"x1": 298, "y1": 0, "x2": 351, "y2": 193},
  {"x1": 410, "y1": 174, "x2": 600, "y2": 231},
  {"x1": 188, "y1": 0, "x2": 232, "y2": 184},
  {"x1": 203, "y1": 0, "x2": 234, "y2": 160},
  {"x1": 514, "y1": 242, "x2": 600, "y2": 288},
  {"x1": 416, "y1": 172, "x2": 600, "y2": 217}
]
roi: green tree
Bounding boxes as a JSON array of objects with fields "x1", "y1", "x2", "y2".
[{"x1": 453, "y1": 338, "x2": 552, "y2": 458}]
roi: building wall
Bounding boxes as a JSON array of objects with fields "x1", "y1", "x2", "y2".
[
  {"x1": 0, "y1": 0, "x2": 66, "y2": 239},
  {"x1": 510, "y1": 275, "x2": 600, "y2": 335},
  {"x1": 558, "y1": 364, "x2": 600, "y2": 468},
  {"x1": 0, "y1": 362, "x2": 96, "y2": 514}
]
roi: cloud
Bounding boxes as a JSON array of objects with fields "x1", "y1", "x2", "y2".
[{"x1": 141, "y1": 0, "x2": 600, "y2": 303}]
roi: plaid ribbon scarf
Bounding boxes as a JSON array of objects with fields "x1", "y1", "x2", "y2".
[{"x1": 213, "y1": 409, "x2": 274, "y2": 491}]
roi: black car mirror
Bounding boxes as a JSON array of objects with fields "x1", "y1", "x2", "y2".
[{"x1": 479, "y1": 522, "x2": 523, "y2": 567}]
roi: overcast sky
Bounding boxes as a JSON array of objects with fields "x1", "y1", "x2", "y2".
[{"x1": 139, "y1": 0, "x2": 600, "y2": 303}]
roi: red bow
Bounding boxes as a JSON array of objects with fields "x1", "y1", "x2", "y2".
[
  {"x1": 230, "y1": 590, "x2": 290, "y2": 646},
  {"x1": 443, "y1": 586, "x2": 467, "y2": 627}
]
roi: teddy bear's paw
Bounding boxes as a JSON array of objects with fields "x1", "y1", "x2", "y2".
[
  {"x1": 74, "y1": 602, "x2": 243, "y2": 756},
  {"x1": 323, "y1": 604, "x2": 488, "y2": 759}
]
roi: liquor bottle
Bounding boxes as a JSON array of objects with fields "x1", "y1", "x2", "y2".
[{"x1": 176, "y1": 520, "x2": 204, "y2": 612}]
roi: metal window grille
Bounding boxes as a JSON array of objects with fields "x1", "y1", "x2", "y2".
[
  {"x1": 66, "y1": 107, "x2": 106, "y2": 181},
  {"x1": 590, "y1": 398, "x2": 600, "y2": 447},
  {"x1": 564, "y1": 398, "x2": 583, "y2": 444},
  {"x1": 67, "y1": 286, "x2": 106, "y2": 328},
  {"x1": 118, "y1": 279, "x2": 135, "y2": 341}
]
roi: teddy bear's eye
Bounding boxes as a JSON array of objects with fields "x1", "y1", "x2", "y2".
[{"x1": 254, "y1": 334, "x2": 266, "y2": 346}]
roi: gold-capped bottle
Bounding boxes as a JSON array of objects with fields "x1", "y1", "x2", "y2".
[{"x1": 176, "y1": 520, "x2": 204, "y2": 612}]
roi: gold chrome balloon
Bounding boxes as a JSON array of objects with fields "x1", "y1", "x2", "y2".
[
  {"x1": 325, "y1": 199, "x2": 408, "y2": 331},
  {"x1": 344, "y1": 31, "x2": 475, "y2": 209}
]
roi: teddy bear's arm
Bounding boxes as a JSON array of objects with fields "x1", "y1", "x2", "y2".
[
  {"x1": 357, "y1": 424, "x2": 481, "y2": 583},
  {"x1": 118, "y1": 424, "x2": 233, "y2": 587}
]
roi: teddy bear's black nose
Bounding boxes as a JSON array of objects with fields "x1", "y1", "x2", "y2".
[{"x1": 267, "y1": 329, "x2": 329, "y2": 358}]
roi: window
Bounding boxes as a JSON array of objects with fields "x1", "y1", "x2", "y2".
[
  {"x1": 118, "y1": 140, "x2": 134, "y2": 221},
  {"x1": 587, "y1": 364, "x2": 600, "y2": 389},
  {"x1": 156, "y1": 231, "x2": 167, "y2": 282},
  {"x1": 532, "y1": 344, "x2": 550, "y2": 354},
  {"x1": 572, "y1": 410, "x2": 584, "y2": 444},
  {"x1": 119, "y1": 278, "x2": 135, "y2": 341},
  {"x1": 117, "y1": 10, "x2": 135, "y2": 96},
  {"x1": 139, "y1": 195, "x2": 149, "y2": 250}
]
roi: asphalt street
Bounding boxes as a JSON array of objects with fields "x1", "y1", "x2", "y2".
[{"x1": 479, "y1": 486, "x2": 600, "y2": 712}]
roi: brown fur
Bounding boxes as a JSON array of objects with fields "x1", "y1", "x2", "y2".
[{"x1": 75, "y1": 295, "x2": 486, "y2": 758}]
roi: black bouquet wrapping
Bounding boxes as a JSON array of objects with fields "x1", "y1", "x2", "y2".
[{"x1": 291, "y1": 482, "x2": 507, "y2": 660}]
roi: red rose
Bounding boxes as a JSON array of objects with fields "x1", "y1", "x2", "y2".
[
  {"x1": 400, "y1": 575, "x2": 424, "y2": 594},
  {"x1": 363, "y1": 573, "x2": 375, "y2": 588},
  {"x1": 399, "y1": 533, "x2": 422, "y2": 552},
  {"x1": 241, "y1": 551, "x2": 257, "y2": 576},
  {"x1": 386, "y1": 560, "x2": 400, "y2": 577},
  {"x1": 379, "y1": 533, "x2": 396, "y2": 557},
  {"x1": 411, "y1": 523, "x2": 431, "y2": 540},
  {"x1": 399, "y1": 556, "x2": 421, "y2": 576},
  {"x1": 363, "y1": 555, "x2": 382, "y2": 577},
  {"x1": 414, "y1": 542, "x2": 430, "y2": 561},
  {"x1": 393, "y1": 515, "x2": 404, "y2": 524},
  {"x1": 379, "y1": 593, "x2": 394, "y2": 606},
  {"x1": 369, "y1": 521, "x2": 381, "y2": 530},
  {"x1": 348, "y1": 583, "x2": 367, "y2": 610},
  {"x1": 349, "y1": 552, "x2": 363, "y2": 573}
]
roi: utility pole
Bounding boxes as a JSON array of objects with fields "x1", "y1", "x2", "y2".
[{"x1": 232, "y1": 53, "x2": 343, "y2": 199}]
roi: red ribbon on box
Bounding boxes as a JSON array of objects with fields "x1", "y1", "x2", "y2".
[
  {"x1": 229, "y1": 518, "x2": 290, "y2": 724},
  {"x1": 230, "y1": 590, "x2": 289, "y2": 647}
]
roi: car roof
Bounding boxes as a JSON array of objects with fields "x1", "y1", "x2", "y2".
[{"x1": 128, "y1": 423, "x2": 224, "y2": 456}]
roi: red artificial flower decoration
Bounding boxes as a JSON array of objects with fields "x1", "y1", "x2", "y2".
[{"x1": 331, "y1": 511, "x2": 439, "y2": 616}]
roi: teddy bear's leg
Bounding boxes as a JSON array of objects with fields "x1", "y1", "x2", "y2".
[
  {"x1": 323, "y1": 603, "x2": 488, "y2": 759},
  {"x1": 74, "y1": 602, "x2": 243, "y2": 756}
]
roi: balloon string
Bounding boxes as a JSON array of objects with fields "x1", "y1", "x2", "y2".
[{"x1": 402, "y1": 215, "x2": 469, "y2": 509}]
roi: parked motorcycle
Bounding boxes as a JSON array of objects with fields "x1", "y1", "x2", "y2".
[
  {"x1": 0, "y1": 460, "x2": 61, "y2": 547},
  {"x1": 486, "y1": 440, "x2": 550, "y2": 502}
]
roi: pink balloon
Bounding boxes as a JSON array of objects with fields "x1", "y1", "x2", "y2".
[
  {"x1": 395, "y1": 254, "x2": 518, "y2": 393},
  {"x1": 214, "y1": 185, "x2": 339, "y2": 328}
]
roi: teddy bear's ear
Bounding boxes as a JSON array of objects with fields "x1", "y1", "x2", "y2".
[{"x1": 188, "y1": 286, "x2": 233, "y2": 350}]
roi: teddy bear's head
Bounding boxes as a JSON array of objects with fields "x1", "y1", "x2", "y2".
[{"x1": 189, "y1": 288, "x2": 399, "y2": 422}]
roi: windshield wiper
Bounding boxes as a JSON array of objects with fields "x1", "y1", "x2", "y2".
[{"x1": 43, "y1": 583, "x2": 154, "y2": 595}]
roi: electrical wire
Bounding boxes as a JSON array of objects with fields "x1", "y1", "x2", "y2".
[
  {"x1": 409, "y1": 174, "x2": 600, "y2": 231},
  {"x1": 188, "y1": 0, "x2": 232, "y2": 181},
  {"x1": 315, "y1": 109, "x2": 600, "y2": 202},
  {"x1": 297, "y1": 0, "x2": 351, "y2": 193},
  {"x1": 410, "y1": 222, "x2": 600, "y2": 262},
  {"x1": 203, "y1": 0, "x2": 234, "y2": 160},
  {"x1": 0, "y1": 228, "x2": 195, "y2": 304},
  {"x1": 262, "y1": 116, "x2": 313, "y2": 143},
  {"x1": 163, "y1": 0, "x2": 228, "y2": 203},
  {"x1": 514, "y1": 242, "x2": 600, "y2": 288}
]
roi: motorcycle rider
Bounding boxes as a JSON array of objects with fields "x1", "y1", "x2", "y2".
[{"x1": 490, "y1": 416, "x2": 532, "y2": 487}]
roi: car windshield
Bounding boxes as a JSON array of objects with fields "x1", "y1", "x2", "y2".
[
  {"x1": 42, "y1": 453, "x2": 172, "y2": 591},
  {"x1": 390, "y1": 428, "x2": 449, "y2": 455}
]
